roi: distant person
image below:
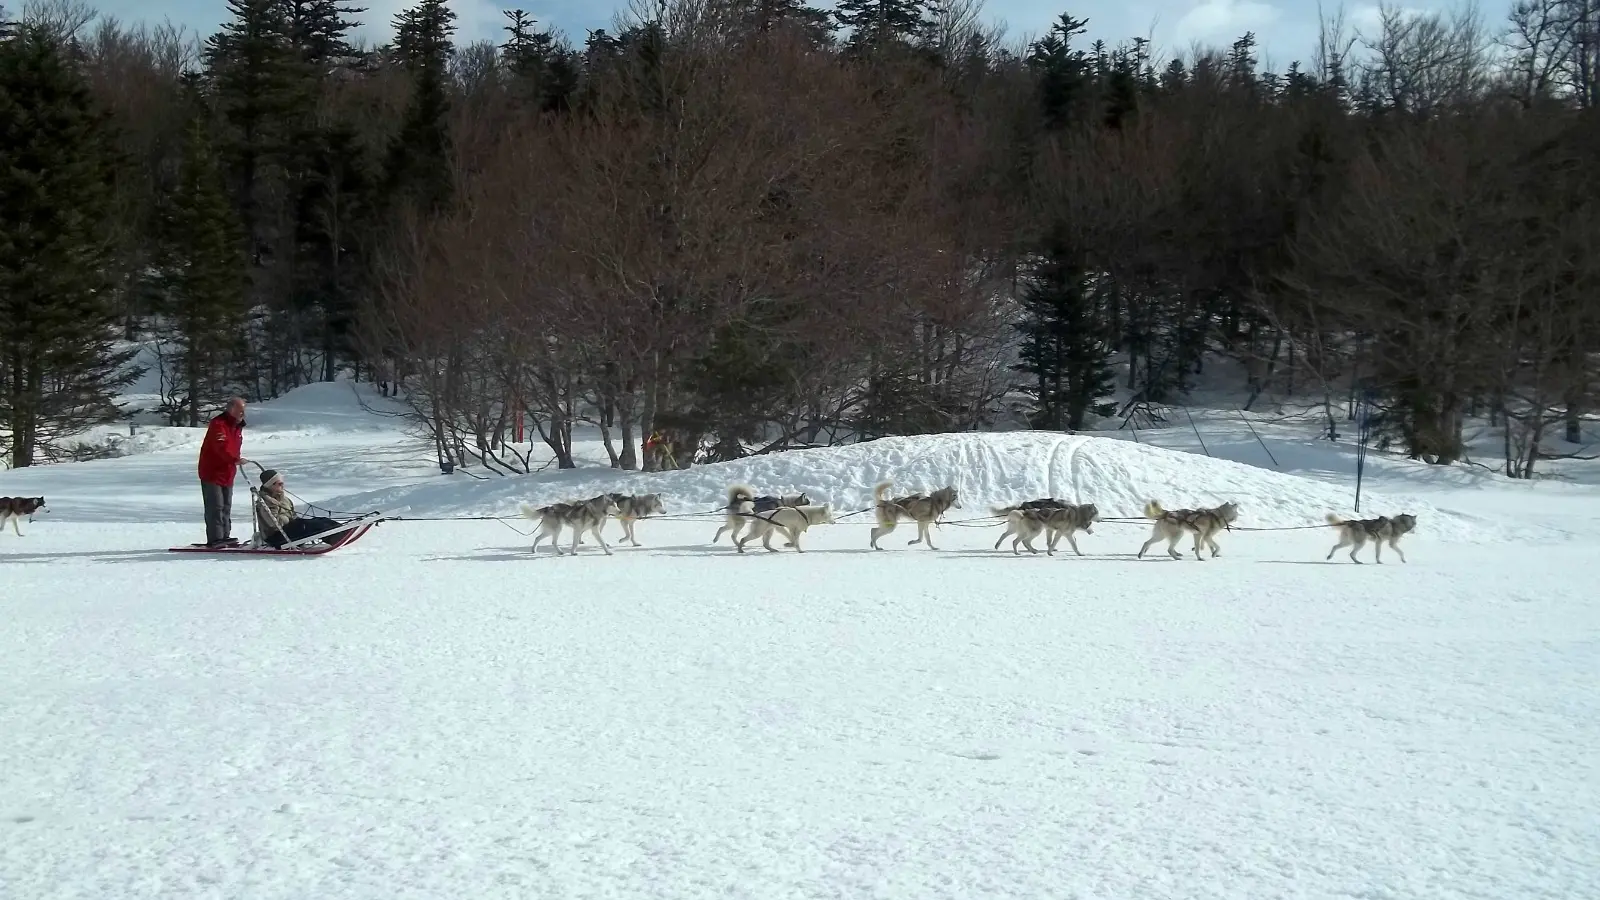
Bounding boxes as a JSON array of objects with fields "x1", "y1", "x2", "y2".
[
  {"x1": 197, "y1": 396, "x2": 249, "y2": 547},
  {"x1": 254, "y1": 470, "x2": 348, "y2": 548}
]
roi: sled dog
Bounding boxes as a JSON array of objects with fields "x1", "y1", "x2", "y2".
[
  {"x1": 712, "y1": 484, "x2": 810, "y2": 545},
  {"x1": 520, "y1": 495, "x2": 620, "y2": 556},
  {"x1": 989, "y1": 497, "x2": 1070, "y2": 518},
  {"x1": 991, "y1": 502, "x2": 1099, "y2": 556},
  {"x1": 736, "y1": 504, "x2": 836, "y2": 553},
  {"x1": 605, "y1": 492, "x2": 666, "y2": 547},
  {"x1": 1138, "y1": 500, "x2": 1240, "y2": 561},
  {"x1": 0, "y1": 496, "x2": 47, "y2": 536},
  {"x1": 870, "y1": 481, "x2": 961, "y2": 550},
  {"x1": 1325, "y1": 513, "x2": 1417, "y2": 564}
]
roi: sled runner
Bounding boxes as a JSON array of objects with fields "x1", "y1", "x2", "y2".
[{"x1": 169, "y1": 512, "x2": 383, "y2": 556}]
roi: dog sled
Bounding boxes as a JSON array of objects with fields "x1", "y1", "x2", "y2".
[{"x1": 168, "y1": 511, "x2": 385, "y2": 556}]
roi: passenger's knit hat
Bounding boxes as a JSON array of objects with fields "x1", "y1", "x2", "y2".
[{"x1": 260, "y1": 469, "x2": 283, "y2": 489}]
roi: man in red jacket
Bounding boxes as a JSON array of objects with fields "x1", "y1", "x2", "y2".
[{"x1": 198, "y1": 397, "x2": 250, "y2": 547}]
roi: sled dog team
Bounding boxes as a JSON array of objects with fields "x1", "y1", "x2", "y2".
[{"x1": 516, "y1": 481, "x2": 1418, "y2": 564}]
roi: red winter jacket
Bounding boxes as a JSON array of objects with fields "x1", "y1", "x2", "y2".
[{"x1": 198, "y1": 413, "x2": 245, "y2": 485}]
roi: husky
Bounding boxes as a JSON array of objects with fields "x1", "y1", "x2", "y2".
[
  {"x1": 712, "y1": 484, "x2": 810, "y2": 545},
  {"x1": 520, "y1": 495, "x2": 620, "y2": 556},
  {"x1": 736, "y1": 504, "x2": 836, "y2": 553},
  {"x1": 1017, "y1": 498, "x2": 1069, "y2": 512},
  {"x1": 992, "y1": 502, "x2": 1099, "y2": 556},
  {"x1": 1138, "y1": 500, "x2": 1240, "y2": 561},
  {"x1": 1325, "y1": 513, "x2": 1417, "y2": 564},
  {"x1": 870, "y1": 481, "x2": 961, "y2": 550},
  {"x1": 0, "y1": 496, "x2": 47, "y2": 536},
  {"x1": 604, "y1": 492, "x2": 665, "y2": 547},
  {"x1": 989, "y1": 497, "x2": 1069, "y2": 519}
]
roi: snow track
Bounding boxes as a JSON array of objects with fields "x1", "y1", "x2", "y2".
[{"x1": 3, "y1": 520, "x2": 1597, "y2": 900}]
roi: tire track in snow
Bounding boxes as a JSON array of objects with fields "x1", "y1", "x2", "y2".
[
  {"x1": 1045, "y1": 437, "x2": 1064, "y2": 499},
  {"x1": 1064, "y1": 437, "x2": 1084, "y2": 502},
  {"x1": 1045, "y1": 435, "x2": 1084, "y2": 502}
]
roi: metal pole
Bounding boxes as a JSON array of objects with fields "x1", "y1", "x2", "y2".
[
  {"x1": 1184, "y1": 406, "x2": 1212, "y2": 458},
  {"x1": 1354, "y1": 390, "x2": 1374, "y2": 512},
  {"x1": 1237, "y1": 408, "x2": 1279, "y2": 468}
]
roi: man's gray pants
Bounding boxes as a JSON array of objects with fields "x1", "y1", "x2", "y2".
[{"x1": 202, "y1": 481, "x2": 233, "y2": 544}]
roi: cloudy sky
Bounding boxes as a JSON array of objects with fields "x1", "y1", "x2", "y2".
[{"x1": 92, "y1": 1, "x2": 1471, "y2": 69}]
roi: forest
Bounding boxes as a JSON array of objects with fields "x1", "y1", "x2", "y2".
[{"x1": 1, "y1": 0, "x2": 1597, "y2": 478}]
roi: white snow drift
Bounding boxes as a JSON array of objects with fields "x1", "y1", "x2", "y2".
[{"x1": 321, "y1": 431, "x2": 1507, "y2": 540}]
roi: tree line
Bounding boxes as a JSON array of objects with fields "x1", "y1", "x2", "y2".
[{"x1": 1, "y1": 0, "x2": 1596, "y2": 477}]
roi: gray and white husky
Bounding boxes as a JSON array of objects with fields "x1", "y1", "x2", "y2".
[
  {"x1": 736, "y1": 504, "x2": 836, "y2": 553},
  {"x1": 870, "y1": 481, "x2": 961, "y2": 550},
  {"x1": 991, "y1": 501, "x2": 1099, "y2": 556},
  {"x1": 1138, "y1": 500, "x2": 1240, "y2": 561},
  {"x1": 1325, "y1": 513, "x2": 1417, "y2": 564},
  {"x1": 605, "y1": 492, "x2": 666, "y2": 547},
  {"x1": 520, "y1": 495, "x2": 620, "y2": 556},
  {"x1": 713, "y1": 484, "x2": 811, "y2": 545}
]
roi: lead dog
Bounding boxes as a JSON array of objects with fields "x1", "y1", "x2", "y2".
[
  {"x1": 736, "y1": 504, "x2": 836, "y2": 553},
  {"x1": 712, "y1": 484, "x2": 810, "y2": 545},
  {"x1": 0, "y1": 496, "x2": 47, "y2": 536},
  {"x1": 1325, "y1": 513, "x2": 1417, "y2": 564},
  {"x1": 520, "y1": 495, "x2": 620, "y2": 556},
  {"x1": 991, "y1": 502, "x2": 1099, "y2": 556},
  {"x1": 1138, "y1": 500, "x2": 1240, "y2": 561},
  {"x1": 870, "y1": 481, "x2": 960, "y2": 550}
]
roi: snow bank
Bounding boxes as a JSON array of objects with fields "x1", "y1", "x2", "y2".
[{"x1": 321, "y1": 432, "x2": 1498, "y2": 538}]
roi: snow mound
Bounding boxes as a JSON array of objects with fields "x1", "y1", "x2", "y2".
[{"x1": 321, "y1": 432, "x2": 1511, "y2": 541}]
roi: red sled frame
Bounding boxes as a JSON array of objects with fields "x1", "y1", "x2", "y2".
[{"x1": 169, "y1": 511, "x2": 384, "y2": 556}]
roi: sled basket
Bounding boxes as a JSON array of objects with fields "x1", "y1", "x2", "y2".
[{"x1": 169, "y1": 512, "x2": 383, "y2": 556}]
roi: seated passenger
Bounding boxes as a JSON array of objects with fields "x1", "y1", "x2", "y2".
[{"x1": 255, "y1": 469, "x2": 350, "y2": 547}]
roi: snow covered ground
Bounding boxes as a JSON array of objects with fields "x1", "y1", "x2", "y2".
[{"x1": 3, "y1": 383, "x2": 1598, "y2": 899}]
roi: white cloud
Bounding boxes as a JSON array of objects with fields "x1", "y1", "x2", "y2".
[
  {"x1": 1172, "y1": 0, "x2": 1284, "y2": 45},
  {"x1": 1349, "y1": 4, "x2": 1431, "y2": 37}
]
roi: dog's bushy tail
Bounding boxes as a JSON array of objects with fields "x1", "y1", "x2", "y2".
[
  {"x1": 1325, "y1": 513, "x2": 1345, "y2": 526},
  {"x1": 991, "y1": 504, "x2": 1018, "y2": 517},
  {"x1": 874, "y1": 481, "x2": 893, "y2": 503},
  {"x1": 726, "y1": 484, "x2": 755, "y2": 506},
  {"x1": 519, "y1": 502, "x2": 543, "y2": 520},
  {"x1": 1143, "y1": 500, "x2": 1165, "y2": 519}
]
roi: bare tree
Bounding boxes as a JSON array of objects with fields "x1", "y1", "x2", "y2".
[{"x1": 1356, "y1": 1, "x2": 1496, "y2": 113}]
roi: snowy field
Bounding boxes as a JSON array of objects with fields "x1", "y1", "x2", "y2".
[{"x1": 3, "y1": 383, "x2": 1599, "y2": 899}]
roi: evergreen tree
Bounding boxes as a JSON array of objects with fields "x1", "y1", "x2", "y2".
[
  {"x1": 204, "y1": 0, "x2": 298, "y2": 247},
  {"x1": 833, "y1": 0, "x2": 931, "y2": 53},
  {"x1": 386, "y1": 0, "x2": 455, "y2": 213},
  {"x1": 1013, "y1": 248, "x2": 1116, "y2": 432},
  {"x1": 501, "y1": 9, "x2": 576, "y2": 113},
  {"x1": 0, "y1": 27, "x2": 140, "y2": 466},
  {"x1": 283, "y1": 0, "x2": 365, "y2": 67},
  {"x1": 1026, "y1": 14, "x2": 1090, "y2": 132},
  {"x1": 279, "y1": 0, "x2": 367, "y2": 382},
  {"x1": 152, "y1": 82, "x2": 252, "y2": 427},
  {"x1": 295, "y1": 122, "x2": 373, "y2": 381}
]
